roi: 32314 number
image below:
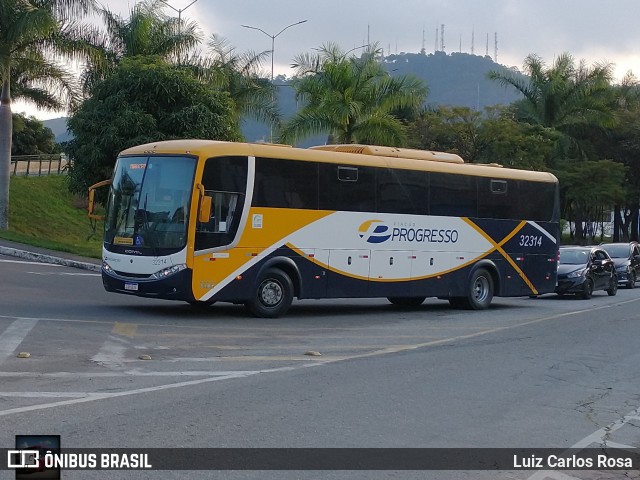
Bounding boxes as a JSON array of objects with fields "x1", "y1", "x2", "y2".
[{"x1": 519, "y1": 235, "x2": 543, "y2": 247}]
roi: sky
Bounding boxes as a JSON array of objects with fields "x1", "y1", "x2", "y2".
[{"x1": 14, "y1": 0, "x2": 640, "y2": 120}]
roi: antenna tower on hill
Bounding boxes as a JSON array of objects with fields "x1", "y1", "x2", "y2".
[{"x1": 471, "y1": 26, "x2": 475, "y2": 54}]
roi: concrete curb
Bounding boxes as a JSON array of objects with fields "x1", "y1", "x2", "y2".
[{"x1": 0, "y1": 246, "x2": 101, "y2": 272}]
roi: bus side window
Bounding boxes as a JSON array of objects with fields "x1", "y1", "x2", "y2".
[
  {"x1": 519, "y1": 180, "x2": 555, "y2": 221},
  {"x1": 319, "y1": 164, "x2": 375, "y2": 212},
  {"x1": 377, "y1": 168, "x2": 428, "y2": 215},
  {"x1": 478, "y1": 178, "x2": 518, "y2": 219},
  {"x1": 252, "y1": 158, "x2": 318, "y2": 210},
  {"x1": 430, "y1": 173, "x2": 477, "y2": 217}
]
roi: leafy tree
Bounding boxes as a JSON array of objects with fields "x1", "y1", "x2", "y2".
[
  {"x1": 590, "y1": 99, "x2": 640, "y2": 241},
  {"x1": 279, "y1": 43, "x2": 427, "y2": 146},
  {"x1": 476, "y1": 106, "x2": 559, "y2": 170},
  {"x1": 488, "y1": 53, "x2": 615, "y2": 162},
  {"x1": 406, "y1": 105, "x2": 558, "y2": 169},
  {"x1": 555, "y1": 160, "x2": 627, "y2": 243},
  {"x1": 66, "y1": 56, "x2": 241, "y2": 196},
  {"x1": 12, "y1": 113, "x2": 59, "y2": 155},
  {"x1": 0, "y1": 0, "x2": 95, "y2": 229},
  {"x1": 81, "y1": 0, "x2": 201, "y2": 93},
  {"x1": 407, "y1": 106, "x2": 483, "y2": 162}
]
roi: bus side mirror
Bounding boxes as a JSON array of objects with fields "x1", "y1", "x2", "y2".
[
  {"x1": 199, "y1": 195, "x2": 212, "y2": 223},
  {"x1": 88, "y1": 179, "x2": 112, "y2": 221}
]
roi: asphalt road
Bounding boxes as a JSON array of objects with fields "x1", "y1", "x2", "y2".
[{"x1": 1, "y1": 253, "x2": 640, "y2": 479}]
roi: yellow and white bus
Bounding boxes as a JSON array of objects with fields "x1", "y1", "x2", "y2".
[{"x1": 90, "y1": 140, "x2": 559, "y2": 317}]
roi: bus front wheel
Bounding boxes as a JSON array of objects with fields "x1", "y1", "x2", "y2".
[{"x1": 245, "y1": 268, "x2": 294, "y2": 318}]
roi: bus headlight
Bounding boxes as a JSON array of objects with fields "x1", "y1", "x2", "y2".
[
  {"x1": 152, "y1": 263, "x2": 187, "y2": 279},
  {"x1": 102, "y1": 261, "x2": 114, "y2": 274}
]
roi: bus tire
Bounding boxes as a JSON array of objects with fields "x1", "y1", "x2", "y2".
[
  {"x1": 387, "y1": 296, "x2": 426, "y2": 307},
  {"x1": 245, "y1": 268, "x2": 294, "y2": 318},
  {"x1": 462, "y1": 268, "x2": 494, "y2": 310}
]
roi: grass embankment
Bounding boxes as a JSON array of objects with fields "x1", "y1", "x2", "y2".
[{"x1": 0, "y1": 175, "x2": 103, "y2": 258}]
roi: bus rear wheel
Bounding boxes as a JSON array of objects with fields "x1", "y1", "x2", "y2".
[
  {"x1": 452, "y1": 268, "x2": 494, "y2": 310},
  {"x1": 245, "y1": 268, "x2": 294, "y2": 318},
  {"x1": 387, "y1": 297, "x2": 426, "y2": 307}
]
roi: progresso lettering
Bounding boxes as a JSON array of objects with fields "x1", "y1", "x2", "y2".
[{"x1": 391, "y1": 228, "x2": 459, "y2": 243}]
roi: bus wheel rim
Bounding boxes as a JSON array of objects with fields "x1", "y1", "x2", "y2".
[
  {"x1": 473, "y1": 276, "x2": 490, "y2": 302},
  {"x1": 259, "y1": 279, "x2": 283, "y2": 307}
]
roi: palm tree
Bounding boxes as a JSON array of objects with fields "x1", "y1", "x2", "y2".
[
  {"x1": 279, "y1": 43, "x2": 427, "y2": 146},
  {"x1": 203, "y1": 34, "x2": 279, "y2": 128},
  {"x1": 488, "y1": 53, "x2": 615, "y2": 159},
  {"x1": 0, "y1": 0, "x2": 96, "y2": 230},
  {"x1": 9, "y1": 53, "x2": 77, "y2": 110},
  {"x1": 81, "y1": 0, "x2": 201, "y2": 94}
]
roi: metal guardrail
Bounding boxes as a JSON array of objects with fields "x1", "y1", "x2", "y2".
[{"x1": 10, "y1": 154, "x2": 70, "y2": 176}]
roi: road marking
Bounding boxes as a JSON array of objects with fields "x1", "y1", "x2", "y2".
[
  {"x1": 1, "y1": 392, "x2": 95, "y2": 398},
  {"x1": 91, "y1": 335, "x2": 129, "y2": 369},
  {"x1": 185, "y1": 355, "x2": 339, "y2": 361},
  {"x1": 526, "y1": 407, "x2": 640, "y2": 479},
  {"x1": 0, "y1": 370, "x2": 259, "y2": 378},
  {"x1": 0, "y1": 318, "x2": 39, "y2": 364},
  {"x1": 1, "y1": 297, "x2": 640, "y2": 418},
  {"x1": 112, "y1": 322, "x2": 138, "y2": 338},
  {"x1": 0, "y1": 366, "x2": 318, "y2": 418},
  {"x1": 0, "y1": 259, "x2": 61, "y2": 266},
  {"x1": 27, "y1": 271, "x2": 100, "y2": 276}
]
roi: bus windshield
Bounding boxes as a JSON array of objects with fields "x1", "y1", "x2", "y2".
[{"x1": 104, "y1": 155, "x2": 196, "y2": 255}]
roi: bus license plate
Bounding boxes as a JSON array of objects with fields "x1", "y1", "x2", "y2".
[{"x1": 125, "y1": 282, "x2": 139, "y2": 291}]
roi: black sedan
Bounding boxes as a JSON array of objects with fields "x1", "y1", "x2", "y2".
[
  {"x1": 556, "y1": 246, "x2": 618, "y2": 299},
  {"x1": 600, "y1": 242, "x2": 640, "y2": 289}
]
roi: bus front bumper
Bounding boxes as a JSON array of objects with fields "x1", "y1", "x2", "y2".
[{"x1": 102, "y1": 265, "x2": 193, "y2": 301}]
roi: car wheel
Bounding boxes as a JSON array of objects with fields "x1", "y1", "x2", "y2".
[
  {"x1": 245, "y1": 268, "x2": 294, "y2": 318},
  {"x1": 580, "y1": 277, "x2": 594, "y2": 299},
  {"x1": 607, "y1": 275, "x2": 618, "y2": 296},
  {"x1": 628, "y1": 271, "x2": 636, "y2": 289}
]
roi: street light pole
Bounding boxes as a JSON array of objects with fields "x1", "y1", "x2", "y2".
[
  {"x1": 158, "y1": 0, "x2": 199, "y2": 24},
  {"x1": 242, "y1": 19, "x2": 308, "y2": 142},
  {"x1": 158, "y1": 0, "x2": 199, "y2": 64}
]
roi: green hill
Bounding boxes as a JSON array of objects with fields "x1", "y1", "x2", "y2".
[
  {"x1": 384, "y1": 51, "x2": 523, "y2": 108},
  {"x1": 45, "y1": 52, "x2": 523, "y2": 146},
  {"x1": 42, "y1": 116, "x2": 72, "y2": 143},
  {"x1": 243, "y1": 51, "x2": 524, "y2": 145}
]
